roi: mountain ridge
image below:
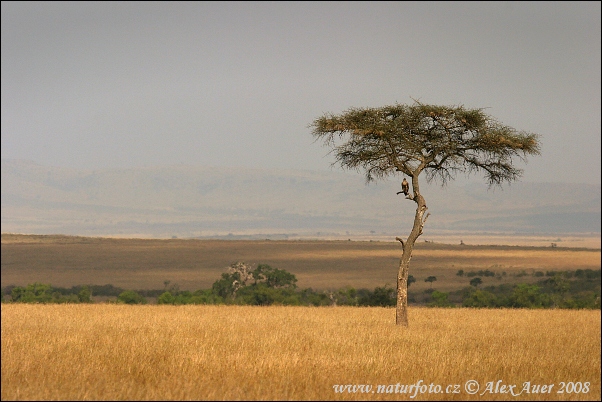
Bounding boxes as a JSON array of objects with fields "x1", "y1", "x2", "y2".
[{"x1": 2, "y1": 159, "x2": 600, "y2": 238}]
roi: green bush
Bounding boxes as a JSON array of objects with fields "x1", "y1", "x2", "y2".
[
  {"x1": 90, "y1": 284, "x2": 125, "y2": 296},
  {"x1": 469, "y1": 277, "x2": 483, "y2": 287},
  {"x1": 299, "y1": 288, "x2": 331, "y2": 306},
  {"x1": 77, "y1": 286, "x2": 92, "y2": 303},
  {"x1": 509, "y1": 284, "x2": 550, "y2": 308},
  {"x1": 174, "y1": 291, "x2": 193, "y2": 305},
  {"x1": 11, "y1": 283, "x2": 53, "y2": 303},
  {"x1": 7, "y1": 267, "x2": 598, "y2": 309},
  {"x1": 332, "y1": 286, "x2": 359, "y2": 306},
  {"x1": 191, "y1": 289, "x2": 224, "y2": 304},
  {"x1": 235, "y1": 283, "x2": 299, "y2": 306},
  {"x1": 462, "y1": 289, "x2": 498, "y2": 307},
  {"x1": 254, "y1": 264, "x2": 298, "y2": 289},
  {"x1": 157, "y1": 291, "x2": 176, "y2": 305},
  {"x1": 429, "y1": 290, "x2": 453, "y2": 307},
  {"x1": 358, "y1": 285, "x2": 396, "y2": 307},
  {"x1": 117, "y1": 290, "x2": 147, "y2": 305}
]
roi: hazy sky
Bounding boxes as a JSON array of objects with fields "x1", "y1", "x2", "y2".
[{"x1": 2, "y1": 1, "x2": 600, "y2": 184}]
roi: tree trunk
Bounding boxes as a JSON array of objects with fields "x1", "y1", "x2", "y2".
[
  {"x1": 396, "y1": 257, "x2": 411, "y2": 326},
  {"x1": 395, "y1": 175, "x2": 429, "y2": 326}
]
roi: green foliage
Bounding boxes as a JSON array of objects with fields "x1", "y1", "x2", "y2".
[
  {"x1": 429, "y1": 290, "x2": 453, "y2": 307},
  {"x1": 77, "y1": 286, "x2": 92, "y2": 303},
  {"x1": 190, "y1": 289, "x2": 224, "y2": 305},
  {"x1": 173, "y1": 291, "x2": 193, "y2": 305},
  {"x1": 236, "y1": 283, "x2": 299, "y2": 306},
  {"x1": 462, "y1": 289, "x2": 499, "y2": 308},
  {"x1": 470, "y1": 277, "x2": 483, "y2": 287},
  {"x1": 452, "y1": 271, "x2": 601, "y2": 309},
  {"x1": 6, "y1": 268, "x2": 598, "y2": 309},
  {"x1": 136, "y1": 289, "x2": 166, "y2": 298},
  {"x1": 298, "y1": 288, "x2": 331, "y2": 306},
  {"x1": 310, "y1": 102, "x2": 541, "y2": 186},
  {"x1": 11, "y1": 283, "x2": 53, "y2": 303},
  {"x1": 9, "y1": 283, "x2": 84, "y2": 304},
  {"x1": 211, "y1": 262, "x2": 298, "y2": 302},
  {"x1": 117, "y1": 290, "x2": 147, "y2": 305},
  {"x1": 212, "y1": 274, "x2": 237, "y2": 300},
  {"x1": 575, "y1": 269, "x2": 600, "y2": 280},
  {"x1": 89, "y1": 284, "x2": 124, "y2": 297},
  {"x1": 254, "y1": 264, "x2": 298, "y2": 289},
  {"x1": 317, "y1": 286, "x2": 360, "y2": 306},
  {"x1": 407, "y1": 275, "x2": 416, "y2": 287},
  {"x1": 358, "y1": 284, "x2": 396, "y2": 307},
  {"x1": 509, "y1": 284, "x2": 550, "y2": 308},
  {"x1": 549, "y1": 274, "x2": 570, "y2": 294},
  {"x1": 337, "y1": 286, "x2": 358, "y2": 305},
  {"x1": 571, "y1": 291, "x2": 601, "y2": 309},
  {"x1": 157, "y1": 291, "x2": 176, "y2": 305}
]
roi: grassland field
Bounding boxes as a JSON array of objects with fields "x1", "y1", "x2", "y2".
[
  {"x1": 1, "y1": 234, "x2": 600, "y2": 295},
  {"x1": 1, "y1": 304, "x2": 600, "y2": 400}
]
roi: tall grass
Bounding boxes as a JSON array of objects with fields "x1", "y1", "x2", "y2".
[{"x1": 2, "y1": 305, "x2": 600, "y2": 400}]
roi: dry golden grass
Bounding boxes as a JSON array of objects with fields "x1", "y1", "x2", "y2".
[
  {"x1": 2, "y1": 304, "x2": 600, "y2": 400},
  {"x1": 2, "y1": 234, "x2": 600, "y2": 292}
]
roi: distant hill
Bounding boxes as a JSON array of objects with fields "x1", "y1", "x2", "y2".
[{"x1": 1, "y1": 159, "x2": 600, "y2": 238}]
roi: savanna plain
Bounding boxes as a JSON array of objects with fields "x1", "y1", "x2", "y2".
[{"x1": 1, "y1": 234, "x2": 601, "y2": 400}]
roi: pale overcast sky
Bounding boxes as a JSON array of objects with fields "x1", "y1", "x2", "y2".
[{"x1": 2, "y1": 1, "x2": 600, "y2": 184}]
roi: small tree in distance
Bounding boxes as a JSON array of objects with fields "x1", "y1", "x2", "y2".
[
  {"x1": 425, "y1": 276, "x2": 437, "y2": 289},
  {"x1": 310, "y1": 99, "x2": 540, "y2": 326},
  {"x1": 470, "y1": 277, "x2": 483, "y2": 288}
]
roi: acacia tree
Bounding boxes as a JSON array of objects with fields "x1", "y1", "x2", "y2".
[
  {"x1": 425, "y1": 276, "x2": 437, "y2": 289},
  {"x1": 310, "y1": 101, "x2": 540, "y2": 326}
]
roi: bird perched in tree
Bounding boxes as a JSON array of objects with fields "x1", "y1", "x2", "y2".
[{"x1": 397, "y1": 178, "x2": 410, "y2": 196}]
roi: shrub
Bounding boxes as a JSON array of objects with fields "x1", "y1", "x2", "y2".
[
  {"x1": 509, "y1": 284, "x2": 550, "y2": 308},
  {"x1": 469, "y1": 277, "x2": 483, "y2": 287},
  {"x1": 463, "y1": 289, "x2": 498, "y2": 307},
  {"x1": 117, "y1": 290, "x2": 147, "y2": 305},
  {"x1": 157, "y1": 291, "x2": 176, "y2": 305},
  {"x1": 332, "y1": 286, "x2": 359, "y2": 306},
  {"x1": 358, "y1": 285, "x2": 396, "y2": 307},
  {"x1": 77, "y1": 286, "x2": 92, "y2": 303},
  {"x1": 191, "y1": 289, "x2": 224, "y2": 305},
  {"x1": 429, "y1": 290, "x2": 453, "y2": 307},
  {"x1": 253, "y1": 264, "x2": 298, "y2": 289},
  {"x1": 90, "y1": 284, "x2": 124, "y2": 297},
  {"x1": 299, "y1": 288, "x2": 331, "y2": 306},
  {"x1": 11, "y1": 283, "x2": 53, "y2": 303}
]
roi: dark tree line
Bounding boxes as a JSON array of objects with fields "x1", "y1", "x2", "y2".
[{"x1": 3, "y1": 265, "x2": 598, "y2": 309}]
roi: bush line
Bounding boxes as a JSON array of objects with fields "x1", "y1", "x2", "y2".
[{"x1": 2, "y1": 264, "x2": 600, "y2": 309}]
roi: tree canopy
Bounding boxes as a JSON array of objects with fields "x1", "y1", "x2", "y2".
[{"x1": 310, "y1": 101, "x2": 540, "y2": 186}]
